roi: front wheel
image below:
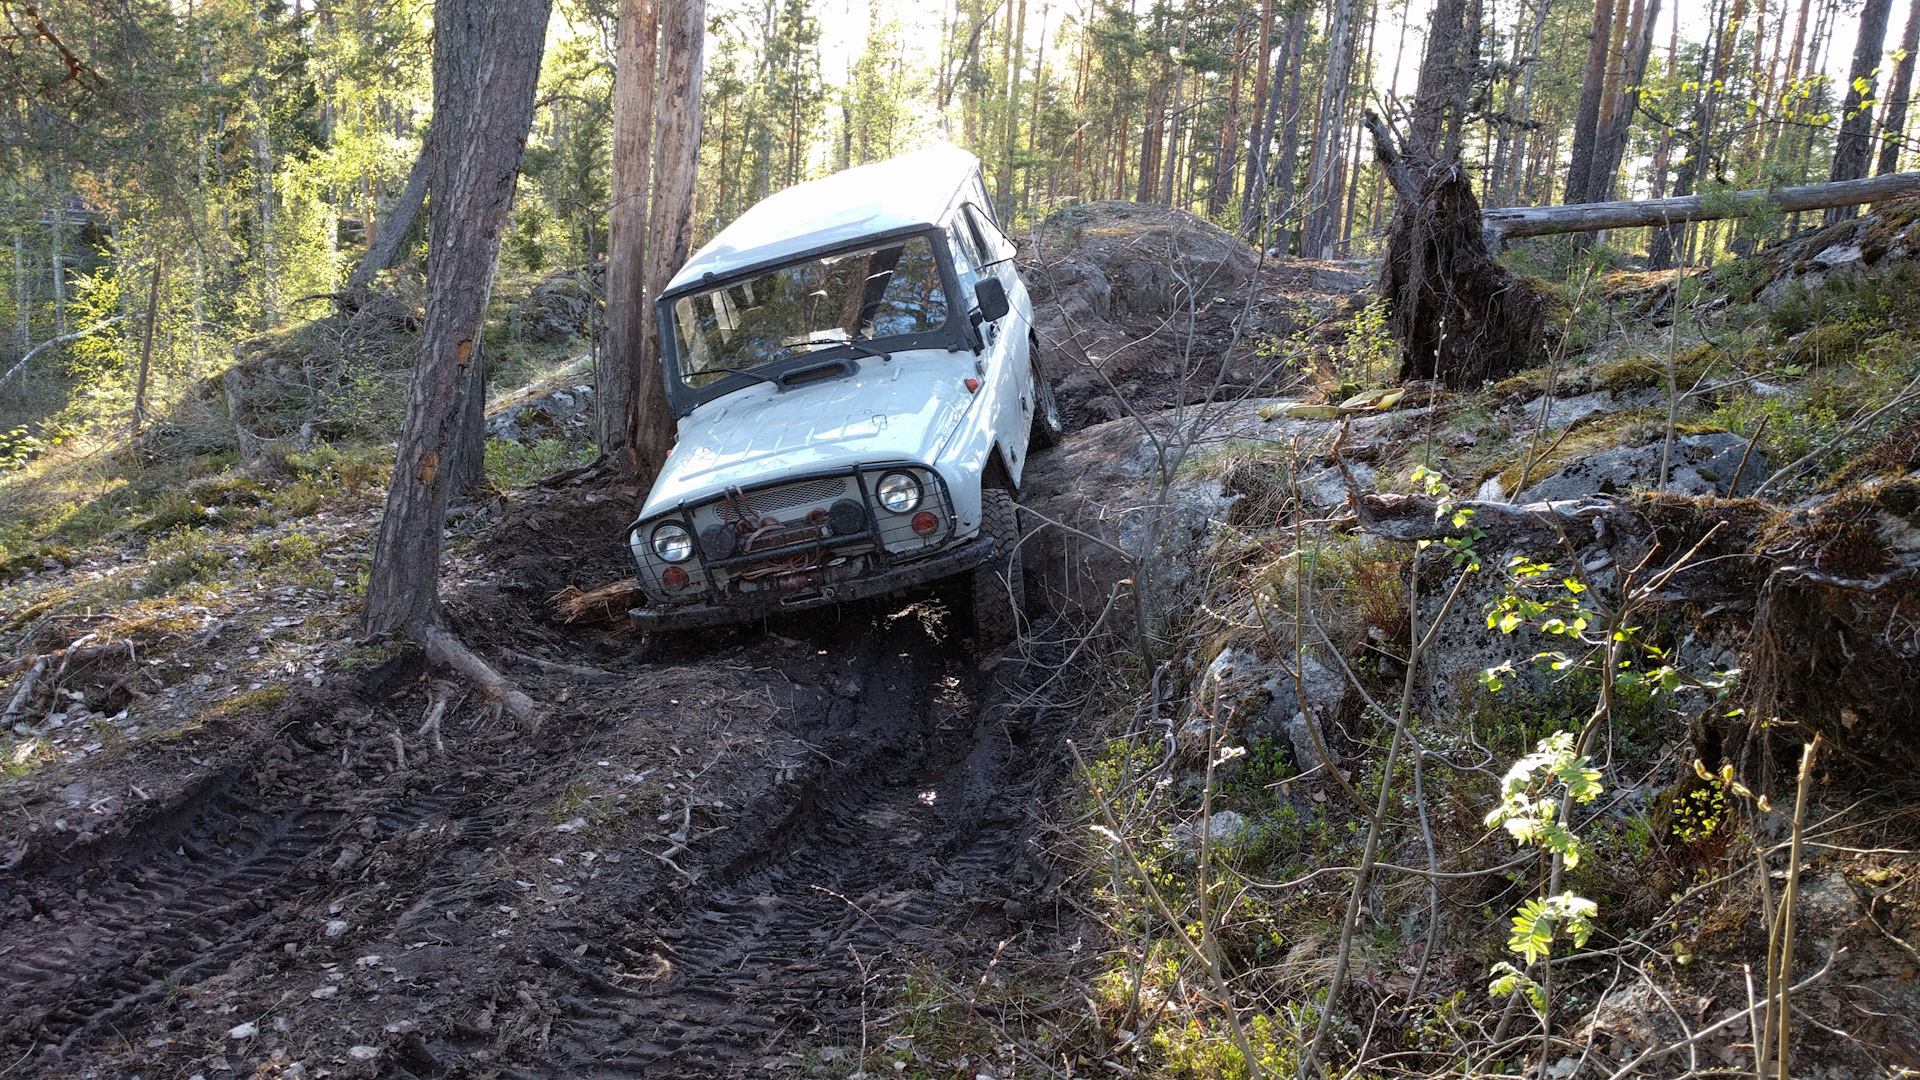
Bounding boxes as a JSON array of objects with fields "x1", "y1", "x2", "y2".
[
  {"x1": 969, "y1": 486, "x2": 1025, "y2": 651},
  {"x1": 1028, "y1": 353, "x2": 1064, "y2": 451}
]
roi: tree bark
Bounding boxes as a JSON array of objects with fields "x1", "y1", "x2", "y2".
[
  {"x1": 1828, "y1": 0, "x2": 1895, "y2": 221},
  {"x1": 1240, "y1": 7, "x2": 1294, "y2": 239},
  {"x1": 347, "y1": 135, "x2": 432, "y2": 290},
  {"x1": 633, "y1": 0, "x2": 705, "y2": 477},
  {"x1": 1405, "y1": 0, "x2": 1470, "y2": 161},
  {"x1": 133, "y1": 250, "x2": 163, "y2": 436},
  {"x1": 363, "y1": 0, "x2": 552, "y2": 636},
  {"x1": 599, "y1": 0, "x2": 660, "y2": 476},
  {"x1": 1484, "y1": 171, "x2": 1920, "y2": 241},
  {"x1": 1591, "y1": 0, "x2": 1661, "y2": 203},
  {"x1": 1302, "y1": 0, "x2": 1359, "y2": 257},
  {"x1": 1564, "y1": 0, "x2": 1615, "y2": 205},
  {"x1": 1878, "y1": 0, "x2": 1920, "y2": 174}
]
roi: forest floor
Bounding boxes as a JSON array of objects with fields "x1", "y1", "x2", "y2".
[{"x1": 6, "y1": 202, "x2": 1920, "y2": 1080}]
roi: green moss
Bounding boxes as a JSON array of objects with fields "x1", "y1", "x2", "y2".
[
  {"x1": 1856, "y1": 195, "x2": 1920, "y2": 264},
  {"x1": 1593, "y1": 344, "x2": 1724, "y2": 393}
]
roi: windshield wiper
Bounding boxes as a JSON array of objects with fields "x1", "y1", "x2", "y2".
[
  {"x1": 787, "y1": 338, "x2": 892, "y2": 362},
  {"x1": 700, "y1": 365, "x2": 782, "y2": 387}
]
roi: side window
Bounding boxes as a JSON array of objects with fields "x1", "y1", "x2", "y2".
[
  {"x1": 963, "y1": 204, "x2": 1016, "y2": 269},
  {"x1": 947, "y1": 217, "x2": 984, "y2": 275}
]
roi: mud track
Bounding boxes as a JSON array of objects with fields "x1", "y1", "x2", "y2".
[{"x1": 0, "y1": 600, "x2": 1079, "y2": 1078}]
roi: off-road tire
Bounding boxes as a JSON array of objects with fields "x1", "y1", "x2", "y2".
[
  {"x1": 970, "y1": 486, "x2": 1025, "y2": 651},
  {"x1": 1028, "y1": 353, "x2": 1064, "y2": 450}
]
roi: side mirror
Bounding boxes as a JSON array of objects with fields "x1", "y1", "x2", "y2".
[{"x1": 974, "y1": 277, "x2": 1011, "y2": 323}]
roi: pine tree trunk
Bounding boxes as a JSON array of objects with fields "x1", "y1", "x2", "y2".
[
  {"x1": 1209, "y1": 13, "x2": 1248, "y2": 219},
  {"x1": 1564, "y1": 0, "x2": 1615, "y2": 205},
  {"x1": 1878, "y1": 0, "x2": 1920, "y2": 174},
  {"x1": 1159, "y1": 17, "x2": 1187, "y2": 207},
  {"x1": 1828, "y1": 0, "x2": 1894, "y2": 219},
  {"x1": 1271, "y1": 17, "x2": 1307, "y2": 252},
  {"x1": 1240, "y1": 7, "x2": 1293, "y2": 236},
  {"x1": 348, "y1": 134, "x2": 432, "y2": 290},
  {"x1": 1592, "y1": 0, "x2": 1662, "y2": 203},
  {"x1": 1303, "y1": 0, "x2": 1359, "y2": 256},
  {"x1": 633, "y1": 0, "x2": 705, "y2": 478},
  {"x1": 599, "y1": 0, "x2": 659, "y2": 475},
  {"x1": 363, "y1": 0, "x2": 552, "y2": 636}
]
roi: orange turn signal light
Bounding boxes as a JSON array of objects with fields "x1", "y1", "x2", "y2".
[
  {"x1": 965, "y1": 378, "x2": 980, "y2": 393},
  {"x1": 662, "y1": 566, "x2": 689, "y2": 587},
  {"x1": 911, "y1": 511, "x2": 939, "y2": 534}
]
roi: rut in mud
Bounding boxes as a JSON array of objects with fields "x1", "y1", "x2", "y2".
[{"x1": 0, "y1": 594, "x2": 1084, "y2": 1079}]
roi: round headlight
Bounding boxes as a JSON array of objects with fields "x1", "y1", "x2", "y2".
[
  {"x1": 651, "y1": 523, "x2": 695, "y2": 563},
  {"x1": 876, "y1": 472, "x2": 922, "y2": 513}
]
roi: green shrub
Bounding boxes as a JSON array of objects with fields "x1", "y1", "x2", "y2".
[
  {"x1": 141, "y1": 491, "x2": 212, "y2": 534},
  {"x1": 485, "y1": 437, "x2": 596, "y2": 490},
  {"x1": 274, "y1": 481, "x2": 330, "y2": 518},
  {"x1": 142, "y1": 528, "x2": 227, "y2": 595},
  {"x1": 244, "y1": 530, "x2": 323, "y2": 568}
]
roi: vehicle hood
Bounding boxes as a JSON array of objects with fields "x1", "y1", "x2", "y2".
[{"x1": 639, "y1": 351, "x2": 977, "y2": 519}]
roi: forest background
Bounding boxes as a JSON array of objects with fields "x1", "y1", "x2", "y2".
[{"x1": 0, "y1": 0, "x2": 1906, "y2": 511}]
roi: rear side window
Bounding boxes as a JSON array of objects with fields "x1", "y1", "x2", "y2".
[
  {"x1": 947, "y1": 217, "x2": 985, "y2": 275},
  {"x1": 963, "y1": 204, "x2": 1016, "y2": 268}
]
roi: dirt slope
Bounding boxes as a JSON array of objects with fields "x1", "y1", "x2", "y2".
[{"x1": 0, "y1": 480, "x2": 1088, "y2": 1079}]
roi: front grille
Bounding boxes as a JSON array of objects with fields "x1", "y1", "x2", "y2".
[{"x1": 716, "y1": 477, "x2": 850, "y2": 522}]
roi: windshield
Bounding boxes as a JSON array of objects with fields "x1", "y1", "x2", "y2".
[{"x1": 671, "y1": 234, "x2": 950, "y2": 388}]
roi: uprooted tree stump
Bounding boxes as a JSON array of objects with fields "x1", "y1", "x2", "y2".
[{"x1": 1367, "y1": 111, "x2": 1552, "y2": 388}]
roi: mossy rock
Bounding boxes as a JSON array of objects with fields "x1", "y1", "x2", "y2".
[
  {"x1": 1594, "y1": 344, "x2": 1726, "y2": 393},
  {"x1": 1774, "y1": 321, "x2": 1870, "y2": 366},
  {"x1": 1856, "y1": 194, "x2": 1920, "y2": 264}
]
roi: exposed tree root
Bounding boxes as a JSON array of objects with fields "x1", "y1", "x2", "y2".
[
  {"x1": 1366, "y1": 111, "x2": 1552, "y2": 387},
  {"x1": 415, "y1": 623, "x2": 542, "y2": 731}
]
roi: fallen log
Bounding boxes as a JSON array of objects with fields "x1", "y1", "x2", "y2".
[{"x1": 1481, "y1": 171, "x2": 1920, "y2": 244}]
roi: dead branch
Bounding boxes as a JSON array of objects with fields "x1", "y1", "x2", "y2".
[
  {"x1": 2, "y1": 655, "x2": 49, "y2": 727},
  {"x1": 550, "y1": 581, "x2": 643, "y2": 626},
  {"x1": 508, "y1": 649, "x2": 619, "y2": 679},
  {"x1": 1346, "y1": 489, "x2": 1637, "y2": 550}
]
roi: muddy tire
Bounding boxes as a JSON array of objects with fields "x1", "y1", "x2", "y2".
[
  {"x1": 1028, "y1": 353, "x2": 1064, "y2": 451},
  {"x1": 970, "y1": 486, "x2": 1024, "y2": 650}
]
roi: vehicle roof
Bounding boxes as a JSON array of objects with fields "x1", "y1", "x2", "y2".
[{"x1": 664, "y1": 144, "x2": 980, "y2": 294}]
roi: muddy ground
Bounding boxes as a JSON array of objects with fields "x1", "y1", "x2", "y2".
[{"x1": 0, "y1": 481, "x2": 1095, "y2": 1079}]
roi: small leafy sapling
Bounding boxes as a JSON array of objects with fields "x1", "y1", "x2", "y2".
[
  {"x1": 1409, "y1": 464, "x2": 1484, "y2": 571},
  {"x1": 1483, "y1": 731, "x2": 1604, "y2": 1007}
]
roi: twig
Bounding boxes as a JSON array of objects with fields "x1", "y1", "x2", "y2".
[
  {"x1": 1733, "y1": 413, "x2": 1770, "y2": 496},
  {"x1": 1601, "y1": 948, "x2": 1843, "y2": 1080},
  {"x1": 1301, "y1": 557, "x2": 1475, "y2": 1077},
  {"x1": 1768, "y1": 736, "x2": 1822, "y2": 1080},
  {"x1": 1754, "y1": 369, "x2": 1920, "y2": 497}
]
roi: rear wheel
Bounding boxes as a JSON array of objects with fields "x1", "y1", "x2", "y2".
[
  {"x1": 1028, "y1": 353, "x2": 1064, "y2": 451},
  {"x1": 970, "y1": 486, "x2": 1025, "y2": 651}
]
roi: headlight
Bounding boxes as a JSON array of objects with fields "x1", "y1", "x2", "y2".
[
  {"x1": 651, "y1": 523, "x2": 695, "y2": 563},
  {"x1": 876, "y1": 472, "x2": 922, "y2": 513}
]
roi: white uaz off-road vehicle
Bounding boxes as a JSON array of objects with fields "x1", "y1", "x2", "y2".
[{"x1": 625, "y1": 145, "x2": 1062, "y2": 645}]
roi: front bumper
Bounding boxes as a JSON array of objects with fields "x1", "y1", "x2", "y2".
[{"x1": 630, "y1": 537, "x2": 995, "y2": 631}]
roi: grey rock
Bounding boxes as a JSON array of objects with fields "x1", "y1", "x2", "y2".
[
  {"x1": 1286, "y1": 711, "x2": 1330, "y2": 775},
  {"x1": 1169, "y1": 810, "x2": 1250, "y2": 847},
  {"x1": 1517, "y1": 432, "x2": 1766, "y2": 502}
]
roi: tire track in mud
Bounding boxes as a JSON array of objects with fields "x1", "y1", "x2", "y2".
[
  {"x1": 0, "y1": 767, "x2": 482, "y2": 1063},
  {"x1": 476, "y1": 623, "x2": 1074, "y2": 1080},
  {"x1": 0, "y1": 608, "x2": 1075, "y2": 1078}
]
